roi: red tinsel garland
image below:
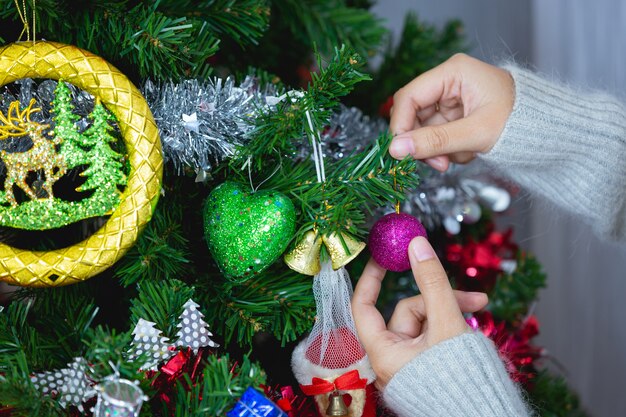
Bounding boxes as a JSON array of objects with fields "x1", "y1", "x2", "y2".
[
  {"x1": 446, "y1": 228, "x2": 518, "y2": 292},
  {"x1": 468, "y1": 311, "x2": 544, "y2": 386},
  {"x1": 146, "y1": 346, "x2": 212, "y2": 413},
  {"x1": 261, "y1": 384, "x2": 318, "y2": 417}
]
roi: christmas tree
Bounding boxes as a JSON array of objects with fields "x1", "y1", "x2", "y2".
[
  {"x1": 175, "y1": 299, "x2": 219, "y2": 353},
  {"x1": 79, "y1": 101, "x2": 127, "y2": 211},
  {"x1": 53, "y1": 81, "x2": 88, "y2": 168},
  {"x1": 0, "y1": 2, "x2": 588, "y2": 417}
]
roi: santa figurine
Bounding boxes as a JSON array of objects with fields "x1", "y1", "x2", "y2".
[{"x1": 291, "y1": 265, "x2": 377, "y2": 417}]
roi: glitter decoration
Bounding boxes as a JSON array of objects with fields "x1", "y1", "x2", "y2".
[
  {"x1": 284, "y1": 230, "x2": 323, "y2": 275},
  {"x1": 77, "y1": 101, "x2": 127, "y2": 201},
  {"x1": 0, "y1": 84, "x2": 127, "y2": 230},
  {"x1": 368, "y1": 213, "x2": 428, "y2": 272},
  {"x1": 0, "y1": 41, "x2": 162, "y2": 287},
  {"x1": 31, "y1": 357, "x2": 95, "y2": 412},
  {"x1": 129, "y1": 318, "x2": 175, "y2": 371},
  {"x1": 144, "y1": 77, "x2": 281, "y2": 175},
  {"x1": 94, "y1": 375, "x2": 147, "y2": 417},
  {"x1": 203, "y1": 181, "x2": 296, "y2": 281},
  {"x1": 0, "y1": 99, "x2": 66, "y2": 206},
  {"x1": 175, "y1": 299, "x2": 219, "y2": 354},
  {"x1": 284, "y1": 231, "x2": 366, "y2": 276},
  {"x1": 53, "y1": 78, "x2": 87, "y2": 168}
]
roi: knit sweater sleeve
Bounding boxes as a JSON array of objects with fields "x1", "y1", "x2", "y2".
[
  {"x1": 383, "y1": 332, "x2": 531, "y2": 417},
  {"x1": 480, "y1": 64, "x2": 626, "y2": 240}
]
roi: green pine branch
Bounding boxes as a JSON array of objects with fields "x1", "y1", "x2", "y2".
[
  {"x1": 526, "y1": 370, "x2": 590, "y2": 417},
  {"x1": 114, "y1": 197, "x2": 191, "y2": 287},
  {"x1": 82, "y1": 326, "x2": 139, "y2": 382},
  {"x1": 157, "y1": 0, "x2": 270, "y2": 45},
  {"x1": 0, "y1": 353, "x2": 64, "y2": 417},
  {"x1": 0, "y1": 284, "x2": 99, "y2": 372},
  {"x1": 170, "y1": 354, "x2": 266, "y2": 417},
  {"x1": 129, "y1": 279, "x2": 195, "y2": 340},
  {"x1": 233, "y1": 45, "x2": 370, "y2": 169},
  {"x1": 488, "y1": 252, "x2": 547, "y2": 323},
  {"x1": 0, "y1": 301, "x2": 47, "y2": 370},
  {"x1": 1, "y1": 1, "x2": 269, "y2": 80},
  {"x1": 271, "y1": 0, "x2": 385, "y2": 59},
  {"x1": 197, "y1": 266, "x2": 315, "y2": 346},
  {"x1": 284, "y1": 134, "x2": 417, "y2": 239}
]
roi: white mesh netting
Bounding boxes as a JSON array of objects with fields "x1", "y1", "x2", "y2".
[{"x1": 303, "y1": 261, "x2": 366, "y2": 369}]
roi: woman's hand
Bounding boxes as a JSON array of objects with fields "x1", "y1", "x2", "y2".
[
  {"x1": 352, "y1": 237, "x2": 488, "y2": 389},
  {"x1": 389, "y1": 53, "x2": 514, "y2": 171}
]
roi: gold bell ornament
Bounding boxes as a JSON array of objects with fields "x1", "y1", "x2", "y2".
[
  {"x1": 326, "y1": 390, "x2": 349, "y2": 417},
  {"x1": 284, "y1": 230, "x2": 366, "y2": 275}
]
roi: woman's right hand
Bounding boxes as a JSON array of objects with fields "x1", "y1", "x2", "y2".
[
  {"x1": 389, "y1": 53, "x2": 515, "y2": 172},
  {"x1": 352, "y1": 237, "x2": 488, "y2": 390}
]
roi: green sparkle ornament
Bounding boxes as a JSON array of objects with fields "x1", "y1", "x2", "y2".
[{"x1": 203, "y1": 182, "x2": 296, "y2": 281}]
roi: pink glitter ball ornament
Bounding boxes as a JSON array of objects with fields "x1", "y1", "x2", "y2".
[{"x1": 368, "y1": 213, "x2": 427, "y2": 272}]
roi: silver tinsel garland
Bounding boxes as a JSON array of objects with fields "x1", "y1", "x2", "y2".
[
  {"x1": 400, "y1": 164, "x2": 511, "y2": 233},
  {"x1": 319, "y1": 104, "x2": 387, "y2": 159},
  {"x1": 143, "y1": 77, "x2": 282, "y2": 176}
]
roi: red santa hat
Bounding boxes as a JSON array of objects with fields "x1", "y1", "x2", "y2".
[{"x1": 291, "y1": 327, "x2": 376, "y2": 385}]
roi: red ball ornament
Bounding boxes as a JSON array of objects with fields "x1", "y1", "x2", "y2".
[{"x1": 368, "y1": 213, "x2": 427, "y2": 272}]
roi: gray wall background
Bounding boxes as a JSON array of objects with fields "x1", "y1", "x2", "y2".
[{"x1": 371, "y1": 1, "x2": 626, "y2": 416}]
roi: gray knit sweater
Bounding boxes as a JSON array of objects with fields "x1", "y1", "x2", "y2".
[{"x1": 383, "y1": 65, "x2": 626, "y2": 416}]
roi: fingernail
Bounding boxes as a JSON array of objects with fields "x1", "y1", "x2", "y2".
[
  {"x1": 425, "y1": 156, "x2": 446, "y2": 171},
  {"x1": 410, "y1": 236, "x2": 435, "y2": 262},
  {"x1": 389, "y1": 135, "x2": 414, "y2": 158}
]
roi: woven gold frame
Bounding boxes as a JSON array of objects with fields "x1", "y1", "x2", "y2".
[{"x1": 0, "y1": 41, "x2": 163, "y2": 287}]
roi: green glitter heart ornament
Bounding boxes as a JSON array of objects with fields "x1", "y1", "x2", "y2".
[{"x1": 203, "y1": 181, "x2": 296, "y2": 281}]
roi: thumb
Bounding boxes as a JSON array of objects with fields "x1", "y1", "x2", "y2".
[
  {"x1": 408, "y1": 237, "x2": 468, "y2": 342},
  {"x1": 389, "y1": 116, "x2": 484, "y2": 160}
]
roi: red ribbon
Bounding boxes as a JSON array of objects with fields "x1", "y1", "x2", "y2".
[{"x1": 300, "y1": 370, "x2": 368, "y2": 396}]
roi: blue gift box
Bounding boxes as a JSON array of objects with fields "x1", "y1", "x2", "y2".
[{"x1": 227, "y1": 387, "x2": 288, "y2": 417}]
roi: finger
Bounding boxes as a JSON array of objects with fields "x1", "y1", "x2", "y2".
[
  {"x1": 457, "y1": 291, "x2": 489, "y2": 312},
  {"x1": 420, "y1": 107, "x2": 464, "y2": 126},
  {"x1": 449, "y1": 151, "x2": 476, "y2": 164},
  {"x1": 408, "y1": 237, "x2": 468, "y2": 340},
  {"x1": 424, "y1": 156, "x2": 450, "y2": 172},
  {"x1": 390, "y1": 65, "x2": 448, "y2": 135},
  {"x1": 389, "y1": 114, "x2": 484, "y2": 160},
  {"x1": 387, "y1": 291, "x2": 488, "y2": 337},
  {"x1": 386, "y1": 295, "x2": 425, "y2": 338},
  {"x1": 416, "y1": 104, "x2": 438, "y2": 123},
  {"x1": 352, "y1": 258, "x2": 392, "y2": 350},
  {"x1": 425, "y1": 152, "x2": 475, "y2": 172}
]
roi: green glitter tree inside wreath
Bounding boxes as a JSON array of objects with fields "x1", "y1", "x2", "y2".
[
  {"x1": 54, "y1": 80, "x2": 89, "y2": 168},
  {"x1": 0, "y1": 81, "x2": 128, "y2": 230},
  {"x1": 78, "y1": 100, "x2": 127, "y2": 213}
]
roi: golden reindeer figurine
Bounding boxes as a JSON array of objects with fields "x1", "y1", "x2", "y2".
[{"x1": 0, "y1": 99, "x2": 67, "y2": 206}]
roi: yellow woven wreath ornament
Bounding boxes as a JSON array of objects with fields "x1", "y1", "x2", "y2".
[{"x1": 0, "y1": 41, "x2": 162, "y2": 287}]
